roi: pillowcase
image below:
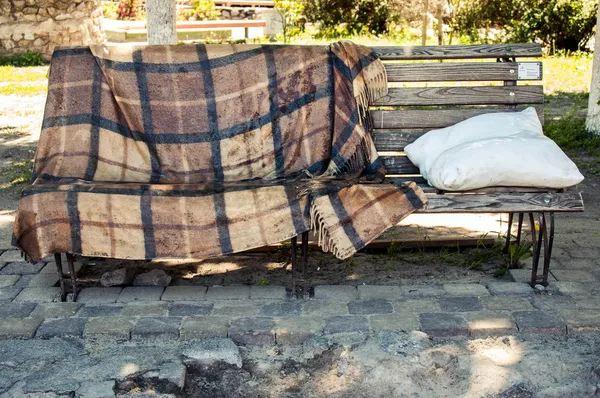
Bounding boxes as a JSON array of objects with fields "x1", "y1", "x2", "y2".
[
  {"x1": 404, "y1": 107, "x2": 543, "y2": 180},
  {"x1": 426, "y1": 136, "x2": 584, "y2": 191}
]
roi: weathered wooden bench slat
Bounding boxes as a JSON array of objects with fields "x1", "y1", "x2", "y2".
[
  {"x1": 381, "y1": 155, "x2": 420, "y2": 174},
  {"x1": 384, "y1": 62, "x2": 542, "y2": 82},
  {"x1": 373, "y1": 130, "x2": 422, "y2": 151},
  {"x1": 373, "y1": 43, "x2": 543, "y2": 60},
  {"x1": 370, "y1": 107, "x2": 545, "y2": 129},
  {"x1": 419, "y1": 192, "x2": 584, "y2": 213},
  {"x1": 373, "y1": 85, "x2": 544, "y2": 106}
]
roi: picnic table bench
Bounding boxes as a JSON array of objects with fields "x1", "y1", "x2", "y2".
[
  {"x1": 290, "y1": 43, "x2": 584, "y2": 293},
  {"x1": 19, "y1": 43, "x2": 584, "y2": 302}
]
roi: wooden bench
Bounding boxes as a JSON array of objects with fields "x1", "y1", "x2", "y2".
[{"x1": 290, "y1": 43, "x2": 584, "y2": 292}]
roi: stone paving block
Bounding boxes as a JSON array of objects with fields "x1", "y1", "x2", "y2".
[
  {"x1": 206, "y1": 285, "x2": 250, "y2": 300},
  {"x1": 487, "y1": 282, "x2": 533, "y2": 296},
  {"x1": 0, "y1": 261, "x2": 44, "y2": 275},
  {"x1": 27, "y1": 272, "x2": 60, "y2": 288},
  {"x1": 481, "y1": 296, "x2": 533, "y2": 312},
  {"x1": 314, "y1": 285, "x2": 358, "y2": 300},
  {"x1": 132, "y1": 317, "x2": 181, "y2": 340},
  {"x1": 393, "y1": 298, "x2": 440, "y2": 313},
  {"x1": 419, "y1": 313, "x2": 468, "y2": 337},
  {"x1": 574, "y1": 296, "x2": 600, "y2": 310},
  {"x1": 348, "y1": 299, "x2": 393, "y2": 315},
  {"x1": 118, "y1": 286, "x2": 165, "y2": 303},
  {"x1": 169, "y1": 302, "x2": 214, "y2": 317},
  {"x1": 274, "y1": 317, "x2": 325, "y2": 345},
  {"x1": 560, "y1": 310, "x2": 600, "y2": 334},
  {"x1": 77, "y1": 287, "x2": 122, "y2": 304},
  {"x1": 555, "y1": 282, "x2": 594, "y2": 296},
  {"x1": 439, "y1": 296, "x2": 483, "y2": 312},
  {"x1": 183, "y1": 337, "x2": 242, "y2": 367},
  {"x1": 13, "y1": 275, "x2": 35, "y2": 288},
  {"x1": 562, "y1": 258, "x2": 600, "y2": 270},
  {"x1": 465, "y1": 312, "x2": 517, "y2": 337},
  {"x1": 323, "y1": 316, "x2": 369, "y2": 335},
  {"x1": 565, "y1": 247, "x2": 600, "y2": 259},
  {"x1": 250, "y1": 285, "x2": 287, "y2": 300},
  {"x1": 228, "y1": 317, "x2": 275, "y2": 345},
  {"x1": 212, "y1": 301, "x2": 261, "y2": 317},
  {"x1": 0, "y1": 275, "x2": 20, "y2": 288},
  {"x1": 30, "y1": 302, "x2": 81, "y2": 319},
  {"x1": 551, "y1": 270, "x2": 596, "y2": 282},
  {"x1": 40, "y1": 260, "x2": 83, "y2": 274},
  {"x1": 36, "y1": 318, "x2": 87, "y2": 339},
  {"x1": 0, "y1": 250, "x2": 25, "y2": 263},
  {"x1": 531, "y1": 295, "x2": 577, "y2": 311},
  {"x1": 121, "y1": 302, "x2": 169, "y2": 317},
  {"x1": 0, "y1": 317, "x2": 42, "y2": 339},
  {"x1": 0, "y1": 287, "x2": 22, "y2": 302},
  {"x1": 260, "y1": 301, "x2": 301, "y2": 317},
  {"x1": 180, "y1": 316, "x2": 230, "y2": 340},
  {"x1": 84, "y1": 317, "x2": 135, "y2": 340},
  {"x1": 14, "y1": 287, "x2": 61, "y2": 303},
  {"x1": 401, "y1": 284, "x2": 446, "y2": 297},
  {"x1": 302, "y1": 300, "x2": 348, "y2": 316},
  {"x1": 443, "y1": 284, "x2": 490, "y2": 297},
  {"x1": 508, "y1": 269, "x2": 556, "y2": 284},
  {"x1": 357, "y1": 285, "x2": 403, "y2": 300},
  {"x1": 369, "y1": 313, "x2": 419, "y2": 332},
  {"x1": 0, "y1": 302, "x2": 36, "y2": 318},
  {"x1": 77, "y1": 380, "x2": 117, "y2": 398},
  {"x1": 512, "y1": 311, "x2": 566, "y2": 334},
  {"x1": 76, "y1": 304, "x2": 124, "y2": 318},
  {"x1": 161, "y1": 286, "x2": 207, "y2": 301}
]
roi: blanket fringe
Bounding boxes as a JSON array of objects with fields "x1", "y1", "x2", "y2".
[{"x1": 309, "y1": 197, "x2": 355, "y2": 260}]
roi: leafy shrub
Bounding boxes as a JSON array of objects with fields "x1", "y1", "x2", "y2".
[
  {"x1": 448, "y1": 0, "x2": 597, "y2": 52},
  {"x1": 102, "y1": 1, "x2": 118, "y2": 19},
  {"x1": 508, "y1": 0, "x2": 598, "y2": 52},
  {"x1": 274, "y1": 0, "x2": 305, "y2": 43},
  {"x1": 178, "y1": 0, "x2": 219, "y2": 21},
  {"x1": 117, "y1": 0, "x2": 139, "y2": 20},
  {"x1": 0, "y1": 52, "x2": 46, "y2": 67},
  {"x1": 303, "y1": 0, "x2": 390, "y2": 37}
]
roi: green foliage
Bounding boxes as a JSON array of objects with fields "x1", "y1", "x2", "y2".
[
  {"x1": 117, "y1": 0, "x2": 139, "y2": 20},
  {"x1": 178, "y1": 0, "x2": 219, "y2": 21},
  {"x1": 508, "y1": 0, "x2": 597, "y2": 52},
  {"x1": 274, "y1": 0, "x2": 305, "y2": 43},
  {"x1": 303, "y1": 0, "x2": 390, "y2": 37},
  {"x1": 102, "y1": 1, "x2": 118, "y2": 19},
  {"x1": 0, "y1": 52, "x2": 46, "y2": 67},
  {"x1": 258, "y1": 277, "x2": 271, "y2": 286},
  {"x1": 545, "y1": 110, "x2": 600, "y2": 155},
  {"x1": 448, "y1": 0, "x2": 597, "y2": 52}
]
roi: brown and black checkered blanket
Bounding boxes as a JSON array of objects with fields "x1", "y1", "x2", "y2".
[{"x1": 12, "y1": 42, "x2": 427, "y2": 262}]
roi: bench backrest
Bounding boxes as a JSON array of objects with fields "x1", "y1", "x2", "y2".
[{"x1": 368, "y1": 43, "x2": 544, "y2": 185}]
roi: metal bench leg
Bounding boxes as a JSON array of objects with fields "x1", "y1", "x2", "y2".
[
  {"x1": 301, "y1": 231, "x2": 309, "y2": 299},
  {"x1": 503, "y1": 212, "x2": 514, "y2": 253},
  {"x1": 291, "y1": 236, "x2": 298, "y2": 297},
  {"x1": 54, "y1": 254, "x2": 67, "y2": 302},
  {"x1": 529, "y1": 212, "x2": 555, "y2": 287},
  {"x1": 54, "y1": 253, "x2": 79, "y2": 302},
  {"x1": 66, "y1": 253, "x2": 79, "y2": 302}
]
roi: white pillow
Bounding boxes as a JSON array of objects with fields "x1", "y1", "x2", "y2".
[
  {"x1": 426, "y1": 136, "x2": 584, "y2": 191},
  {"x1": 404, "y1": 107, "x2": 543, "y2": 180}
]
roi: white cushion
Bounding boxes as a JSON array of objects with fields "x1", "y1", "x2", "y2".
[
  {"x1": 404, "y1": 107, "x2": 543, "y2": 180},
  {"x1": 426, "y1": 136, "x2": 584, "y2": 191}
]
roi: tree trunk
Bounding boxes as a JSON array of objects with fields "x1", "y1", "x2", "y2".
[
  {"x1": 437, "y1": 3, "x2": 443, "y2": 46},
  {"x1": 422, "y1": 0, "x2": 429, "y2": 46},
  {"x1": 586, "y1": 5, "x2": 600, "y2": 135},
  {"x1": 146, "y1": 0, "x2": 177, "y2": 45}
]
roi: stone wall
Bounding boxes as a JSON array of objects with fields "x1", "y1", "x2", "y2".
[{"x1": 0, "y1": 0, "x2": 105, "y2": 60}]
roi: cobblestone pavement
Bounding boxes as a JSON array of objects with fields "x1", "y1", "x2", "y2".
[{"x1": 0, "y1": 179, "x2": 598, "y2": 396}]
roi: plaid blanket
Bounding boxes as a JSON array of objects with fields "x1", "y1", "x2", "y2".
[{"x1": 13, "y1": 42, "x2": 426, "y2": 262}]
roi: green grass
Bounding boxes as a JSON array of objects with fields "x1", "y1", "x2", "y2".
[{"x1": 0, "y1": 65, "x2": 48, "y2": 96}]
